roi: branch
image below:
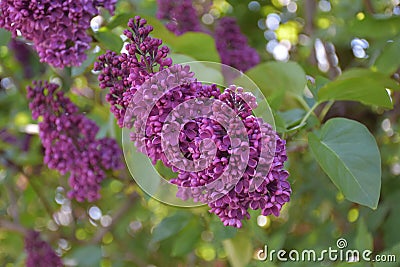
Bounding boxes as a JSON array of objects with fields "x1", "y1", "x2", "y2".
[
  {"x1": 6, "y1": 183, "x2": 20, "y2": 222},
  {"x1": 363, "y1": 0, "x2": 375, "y2": 14},
  {"x1": 0, "y1": 219, "x2": 27, "y2": 235},
  {"x1": 304, "y1": 0, "x2": 317, "y2": 65},
  {"x1": 90, "y1": 191, "x2": 139, "y2": 244}
]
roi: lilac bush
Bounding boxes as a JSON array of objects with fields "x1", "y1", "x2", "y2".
[
  {"x1": 27, "y1": 81, "x2": 123, "y2": 202},
  {"x1": 0, "y1": 0, "x2": 117, "y2": 68}
]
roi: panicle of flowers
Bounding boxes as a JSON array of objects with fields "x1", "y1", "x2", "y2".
[
  {"x1": 0, "y1": 0, "x2": 117, "y2": 68},
  {"x1": 27, "y1": 81, "x2": 123, "y2": 202},
  {"x1": 24, "y1": 230, "x2": 63, "y2": 267},
  {"x1": 215, "y1": 17, "x2": 260, "y2": 73},
  {"x1": 156, "y1": 0, "x2": 203, "y2": 35},
  {"x1": 96, "y1": 16, "x2": 291, "y2": 228},
  {"x1": 94, "y1": 16, "x2": 172, "y2": 127}
]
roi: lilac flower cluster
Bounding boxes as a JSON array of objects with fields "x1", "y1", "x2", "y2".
[
  {"x1": 215, "y1": 17, "x2": 260, "y2": 73},
  {"x1": 94, "y1": 16, "x2": 172, "y2": 127},
  {"x1": 0, "y1": 0, "x2": 117, "y2": 68},
  {"x1": 27, "y1": 81, "x2": 123, "y2": 202},
  {"x1": 96, "y1": 16, "x2": 291, "y2": 227},
  {"x1": 156, "y1": 0, "x2": 202, "y2": 35},
  {"x1": 24, "y1": 230, "x2": 63, "y2": 267}
]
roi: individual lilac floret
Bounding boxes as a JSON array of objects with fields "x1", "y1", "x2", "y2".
[
  {"x1": 215, "y1": 17, "x2": 260, "y2": 76},
  {"x1": 156, "y1": 0, "x2": 203, "y2": 35},
  {"x1": 24, "y1": 231, "x2": 63, "y2": 267},
  {"x1": 94, "y1": 16, "x2": 172, "y2": 127},
  {"x1": 27, "y1": 81, "x2": 123, "y2": 202},
  {"x1": 0, "y1": 0, "x2": 117, "y2": 68}
]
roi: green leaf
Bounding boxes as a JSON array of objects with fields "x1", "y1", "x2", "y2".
[
  {"x1": 106, "y1": 14, "x2": 220, "y2": 61},
  {"x1": 223, "y1": 231, "x2": 253, "y2": 267},
  {"x1": 141, "y1": 16, "x2": 220, "y2": 62},
  {"x1": 171, "y1": 218, "x2": 202, "y2": 257},
  {"x1": 374, "y1": 38, "x2": 400, "y2": 75},
  {"x1": 277, "y1": 109, "x2": 306, "y2": 129},
  {"x1": 106, "y1": 13, "x2": 132, "y2": 29},
  {"x1": 244, "y1": 61, "x2": 307, "y2": 97},
  {"x1": 170, "y1": 32, "x2": 220, "y2": 62},
  {"x1": 71, "y1": 245, "x2": 102, "y2": 267},
  {"x1": 350, "y1": 15, "x2": 400, "y2": 39},
  {"x1": 155, "y1": 160, "x2": 178, "y2": 180},
  {"x1": 210, "y1": 218, "x2": 238, "y2": 241},
  {"x1": 308, "y1": 118, "x2": 381, "y2": 209},
  {"x1": 71, "y1": 50, "x2": 98, "y2": 77},
  {"x1": 355, "y1": 219, "x2": 373, "y2": 251},
  {"x1": 318, "y1": 69, "x2": 394, "y2": 109},
  {"x1": 151, "y1": 212, "x2": 191, "y2": 243},
  {"x1": 0, "y1": 29, "x2": 11, "y2": 46},
  {"x1": 94, "y1": 29, "x2": 123, "y2": 52}
]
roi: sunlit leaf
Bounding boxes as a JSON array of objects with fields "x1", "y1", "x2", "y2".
[
  {"x1": 318, "y1": 69, "x2": 395, "y2": 109},
  {"x1": 94, "y1": 28, "x2": 123, "y2": 52},
  {"x1": 350, "y1": 15, "x2": 400, "y2": 39},
  {"x1": 374, "y1": 38, "x2": 400, "y2": 75},
  {"x1": 244, "y1": 61, "x2": 307, "y2": 98}
]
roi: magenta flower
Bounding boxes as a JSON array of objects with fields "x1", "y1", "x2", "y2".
[
  {"x1": 0, "y1": 0, "x2": 117, "y2": 67},
  {"x1": 24, "y1": 231, "x2": 63, "y2": 267},
  {"x1": 27, "y1": 81, "x2": 123, "y2": 202}
]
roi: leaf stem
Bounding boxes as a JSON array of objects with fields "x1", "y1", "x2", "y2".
[
  {"x1": 295, "y1": 95, "x2": 312, "y2": 111},
  {"x1": 299, "y1": 102, "x2": 319, "y2": 126},
  {"x1": 319, "y1": 100, "x2": 335, "y2": 121}
]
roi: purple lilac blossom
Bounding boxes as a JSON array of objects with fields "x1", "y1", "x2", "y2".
[
  {"x1": 215, "y1": 17, "x2": 260, "y2": 74},
  {"x1": 0, "y1": 0, "x2": 117, "y2": 68},
  {"x1": 95, "y1": 16, "x2": 291, "y2": 227},
  {"x1": 27, "y1": 81, "x2": 123, "y2": 202},
  {"x1": 94, "y1": 16, "x2": 172, "y2": 127},
  {"x1": 24, "y1": 230, "x2": 63, "y2": 267},
  {"x1": 156, "y1": 0, "x2": 202, "y2": 35}
]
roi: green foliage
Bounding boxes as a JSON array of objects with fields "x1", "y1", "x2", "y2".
[
  {"x1": 70, "y1": 245, "x2": 102, "y2": 267},
  {"x1": 317, "y1": 69, "x2": 395, "y2": 108},
  {"x1": 0, "y1": 29, "x2": 11, "y2": 46},
  {"x1": 223, "y1": 231, "x2": 253, "y2": 267},
  {"x1": 150, "y1": 212, "x2": 192, "y2": 243},
  {"x1": 309, "y1": 118, "x2": 381, "y2": 209}
]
